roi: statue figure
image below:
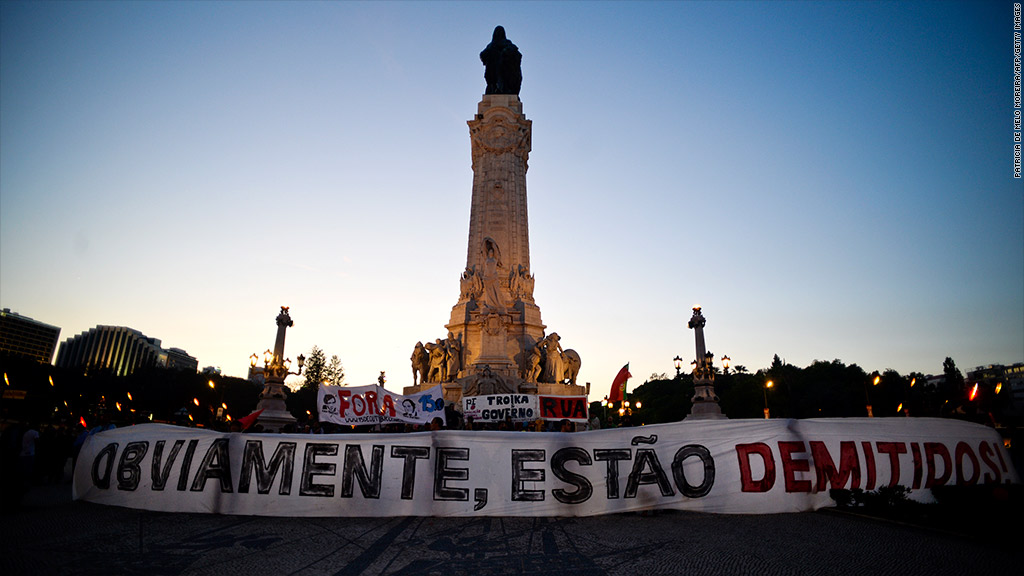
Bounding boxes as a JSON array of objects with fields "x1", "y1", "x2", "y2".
[
  {"x1": 480, "y1": 238, "x2": 505, "y2": 315},
  {"x1": 480, "y1": 26, "x2": 522, "y2": 96},
  {"x1": 446, "y1": 333, "x2": 462, "y2": 382},
  {"x1": 426, "y1": 339, "x2": 447, "y2": 383},
  {"x1": 509, "y1": 264, "x2": 534, "y2": 301},
  {"x1": 523, "y1": 341, "x2": 542, "y2": 382},
  {"x1": 460, "y1": 266, "x2": 483, "y2": 301},
  {"x1": 541, "y1": 332, "x2": 565, "y2": 384},
  {"x1": 411, "y1": 342, "x2": 429, "y2": 385},
  {"x1": 465, "y1": 365, "x2": 513, "y2": 396},
  {"x1": 562, "y1": 349, "x2": 582, "y2": 386}
]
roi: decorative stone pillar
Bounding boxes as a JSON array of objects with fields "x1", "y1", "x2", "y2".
[
  {"x1": 447, "y1": 94, "x2": 546, "y2": 378},
  {"x1": 686, "y1": 307, "x2": 726, "y2": 420},
  {"x1": 255, "y1": 307, "x2": 300, "y2": 431}
]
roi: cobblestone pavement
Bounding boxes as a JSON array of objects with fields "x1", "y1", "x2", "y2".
[{"x1": 1, "y1": 484, "x2": 1018, "y2": 576}]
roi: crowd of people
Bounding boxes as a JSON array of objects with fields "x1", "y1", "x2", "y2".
[{"x1": 0, "y1": 416, "x2": 118, "y2": 512}]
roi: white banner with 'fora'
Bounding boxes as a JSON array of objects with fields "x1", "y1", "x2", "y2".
[
  {"x1": 73, "y1": 418, "x2": 1018, "y2": 517},
  {"x1": 317, "y1": 384, "x2": 446, "y2": 426}
]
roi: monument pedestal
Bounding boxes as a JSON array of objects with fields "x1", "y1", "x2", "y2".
[
  {"x1": 686, "y1": 382, "x2": 726, "y2": 420},
  {"x1": 255, "y1": 407, "x2": 298, "y2": 431}
]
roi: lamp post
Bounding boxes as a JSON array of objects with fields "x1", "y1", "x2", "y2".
[
  {"x1": 763, "y1": 380, "x2": 773, "y2": 419},
  {"x1": 721, "y1": 355, "x2": 731, "y2": 374},
  {"x1": 673, "y1": 356, "x2": 683, "y2": 377},
  {"x1": 250, "y1": 306, "x2": 305, "y2": 432},
  {"x1": 600, "y1": 396, "x2": 609, "y2": 419},
  {"x1": 864, "y1": 373, "x2": 879, "y2": 418}
]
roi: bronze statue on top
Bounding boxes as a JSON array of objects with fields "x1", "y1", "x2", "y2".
[{"x1": 481, "y1": 26, "x2": 522, "y2": 96}]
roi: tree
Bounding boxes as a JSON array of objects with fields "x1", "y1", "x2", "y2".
[
  {"x1": 303, "y1": 346, "x2": 327, "y2": 389},
  {"x1": 940, "y1": 356, "x2": 967, "y2": 415},
  {"x1": 325, "y1": 355, "x2": 345, "y2": 385},
  {"x1": 942, "y1": 357, "x2": 965, "y2": 393}
]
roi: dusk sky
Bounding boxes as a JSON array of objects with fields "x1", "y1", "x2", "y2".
[{"x1": 2, "y1": 1, "x2": 1021, "y2": 395}]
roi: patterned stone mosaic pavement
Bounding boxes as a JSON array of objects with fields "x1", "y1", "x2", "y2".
[{"x1": 1, "y1": 484, "x2": 1018, "y2": 576}]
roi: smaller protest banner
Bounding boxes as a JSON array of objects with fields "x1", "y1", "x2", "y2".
[
  {"x1": 318, "y1": 384, "x2": 445, "y2": 426},
  {"x1": 538, "y1": 395, "x2": 589, "y2": 422},
  {"x1": 462, "y1": 394, "x2": 538, "y2": 422}
]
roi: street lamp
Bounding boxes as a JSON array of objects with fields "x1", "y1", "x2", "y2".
[
  {"x1": 673, "y1": 356, "x2": 683, "y2": 377},
  {"x1": 721, "y1": 355, "x2": 731, "y2": 374},
  {"x1": 600, "y1": 396, "x2": 609, "y2": 419},
  {"x1": 763, "y1": 380, "x2": 773, "y2": 419},
  {"x1": 865, "y1": 373, "x2": 879, "y2": 417}
]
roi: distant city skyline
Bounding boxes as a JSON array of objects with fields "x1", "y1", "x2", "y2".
[{"x1": 2, "y1": 2, "x2": 1021, "y2": 393}]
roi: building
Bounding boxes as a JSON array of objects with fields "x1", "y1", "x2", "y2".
[
  {"x1": 55, "y1": 325, "x2": 195, "y2": 377},
  {"x1": 0, "y1": 308, "x2": 61, "y2": 364},
  {"x1": 165, "y1": 347, "x2": 199, "y2": 372},
  {"x1": 247, "y1": 365, "x2": 266, "y2": 386},
  {"x1": 967, "y1": 363, "x2": 1024, "y2": 411}
]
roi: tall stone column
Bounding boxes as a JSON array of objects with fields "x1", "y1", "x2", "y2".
[
  {"x1": 255, "y1": 307, "x2": 299, "y2": 431},
  {"x1": 466, "y1": 95, "x2": 531, "y2": 275},
  {"x1": 686, "y1": 307, "x2": 726, "y2": 420},
  {"x1": 447, "y1": 95, "x2": 546, "y2": 378}
]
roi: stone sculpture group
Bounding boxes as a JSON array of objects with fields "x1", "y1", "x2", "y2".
[
  {"x1": 411, "y1": 329, "x2": 579, "y2": 387},
  {"x1": 410, "y1": 334, "x2": 463, "y2": 386}
]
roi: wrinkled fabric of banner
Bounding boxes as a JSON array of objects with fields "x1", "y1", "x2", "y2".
[{"x1": 73, "y1": 418, "x2": 1018, "y2": 517}]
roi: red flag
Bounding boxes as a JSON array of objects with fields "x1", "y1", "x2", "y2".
[
  {"x1": 238, "y1": 409, "x2": 264, "y2": 430},
  {"x1": 609, "y1": 363, "x2": 631, "y2": 403}
]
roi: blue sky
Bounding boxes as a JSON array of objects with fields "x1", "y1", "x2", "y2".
[{"x1": 2, "y1": 1, "x2": 1021, "y2": 394}]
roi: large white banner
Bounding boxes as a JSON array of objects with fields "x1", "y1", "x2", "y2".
[
  {"x1": 73, "y1": 418, "x2": 1019, "y2": 517},
  {"x1": 318, "y1": 384, "x2": 446, "y2": 426}
]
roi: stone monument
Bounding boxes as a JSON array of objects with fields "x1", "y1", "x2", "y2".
[
  {"x1": 254, "y1": 307, "x2": 304, "y2": 432},
  {"x1": 404, "y1": 27, "x2": 585, "y2": 406},
  {"x1": 685, "y1": 307, "x2": 726, "y2": 419}
]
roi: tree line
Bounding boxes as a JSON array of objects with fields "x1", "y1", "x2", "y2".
[
  {"x1": 596, "y1": 355, "x2": 1015, "y2": 428},
  {"x1": 3, "y1": 349, "x2": 1013, "y2": 431}
]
